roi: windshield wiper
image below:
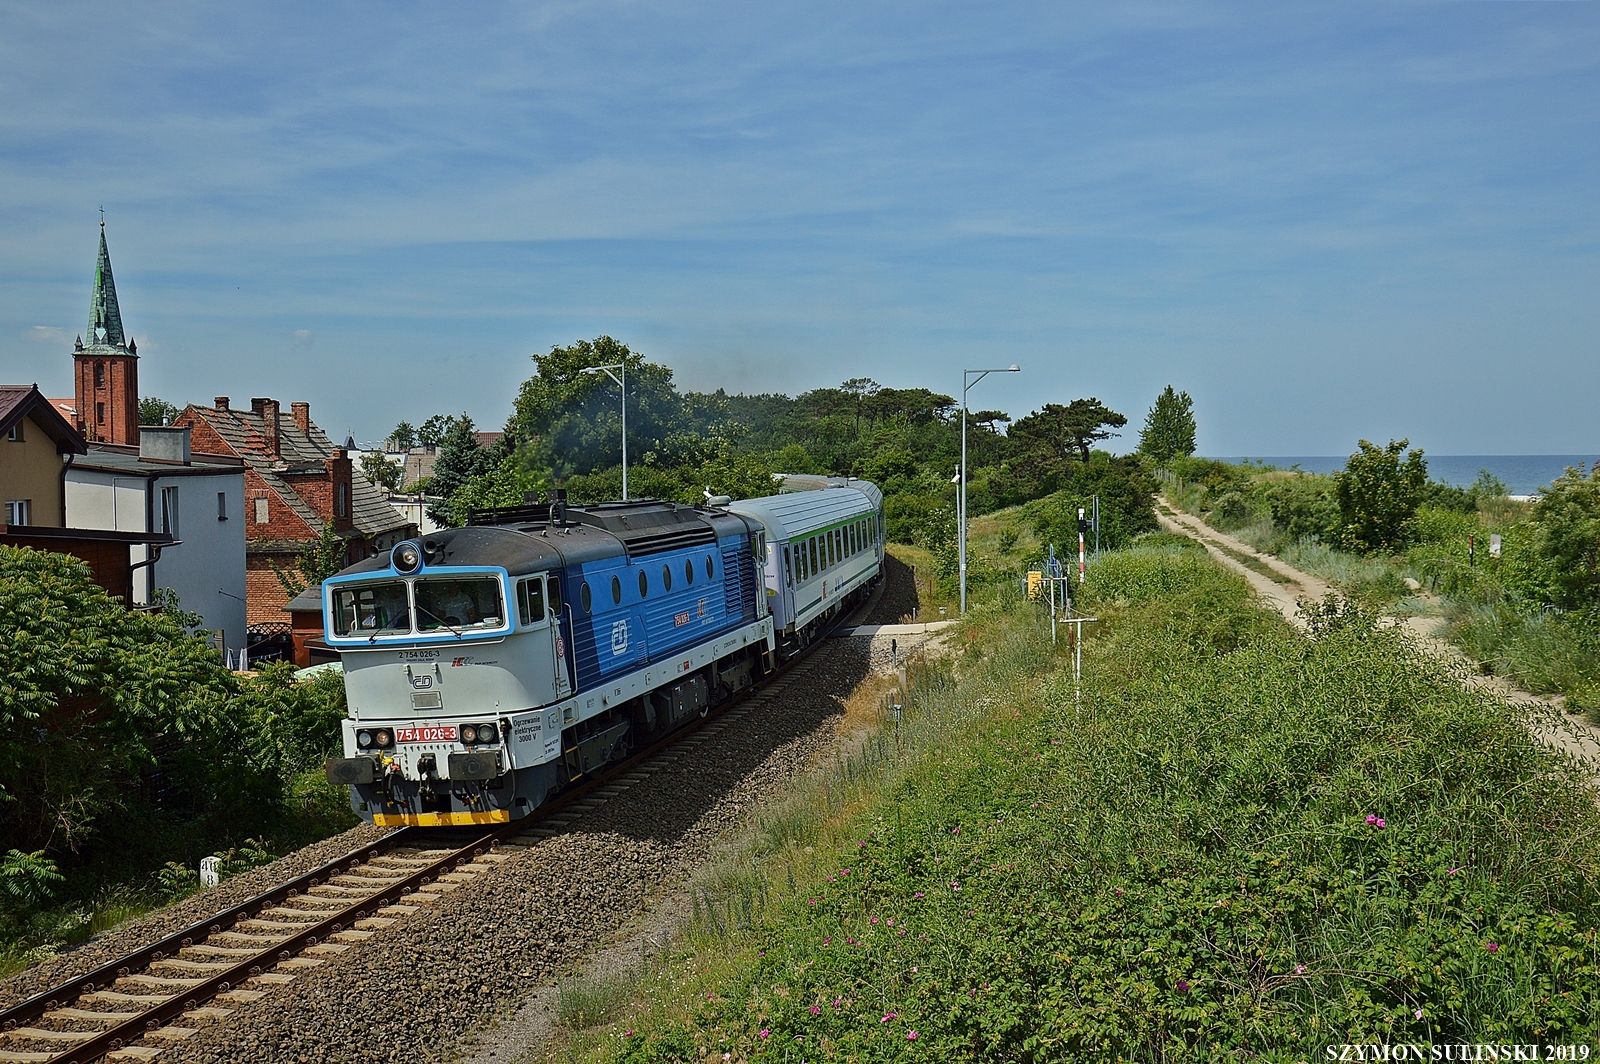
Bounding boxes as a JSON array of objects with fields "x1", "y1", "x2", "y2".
[{"x1": 413, "y1": 603, "x2": 465, "y2": 639}]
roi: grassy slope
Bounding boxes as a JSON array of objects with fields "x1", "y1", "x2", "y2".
[{"x1": 578, "y1": 543, "x2": 1599, "y2": 1061}]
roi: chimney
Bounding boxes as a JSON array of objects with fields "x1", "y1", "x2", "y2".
[
  {"x1": 291, "y1": 401, "x2": 310, "y2": 436},
  {"x1": 140, "y1": 425, "x2": 192, "y2": 465},
  {"x1": 215, "y1": 396, "x2": 230, "y2": 411},
  {"x1": 252, "y1": 398, "x2": 280, "y2": 458}
]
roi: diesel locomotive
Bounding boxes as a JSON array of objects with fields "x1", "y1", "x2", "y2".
[{"x1": 323, "y1": 478, "x2": 885, "y2": 826}]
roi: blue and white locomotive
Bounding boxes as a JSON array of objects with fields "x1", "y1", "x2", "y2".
[{"x1": 323, "y1": 478, "x2": 885, "y2": 827}]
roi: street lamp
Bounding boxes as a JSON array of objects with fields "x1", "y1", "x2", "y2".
[
  {"x1": 581, "y1": 362, "x2": 628, "y2": 501},
  {"x1": 959, "y1": 364, "x2": 1020, "y2": 614}
]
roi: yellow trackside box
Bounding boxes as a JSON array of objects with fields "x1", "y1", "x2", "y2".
[{"x1": 1027, "y1": 570, "x2": 1043, "y2": 600}]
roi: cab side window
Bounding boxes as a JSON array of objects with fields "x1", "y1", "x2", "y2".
[
  {"x1": 518, "y1": 578, "x2": 545, "y2": 625},
  {"x1": 548, "y1": 576, "x2": 562, "y2": 617}
]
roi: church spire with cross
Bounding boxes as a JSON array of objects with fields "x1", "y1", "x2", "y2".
[
  {"x1": 71, "y1": 216, "x2": 140, "y2": 444},
  {"x1": 87, "y1": 216, "x2": 126, "y2": 349}
]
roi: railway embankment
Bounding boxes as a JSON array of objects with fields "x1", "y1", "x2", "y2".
[{"x1": 563, "y1": 542, "x2": 1600, "y2": 1057}]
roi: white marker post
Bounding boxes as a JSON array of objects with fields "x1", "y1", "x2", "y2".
[{"x1": 1077, "y1": 507, "x2": 1087, "y2": 585}]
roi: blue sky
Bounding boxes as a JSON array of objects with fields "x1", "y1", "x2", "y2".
[{"x1": 2, "y1": 2, "x2": 1597, "y2": 455}]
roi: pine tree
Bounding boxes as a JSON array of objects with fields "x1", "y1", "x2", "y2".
[{"x1": 1137, "y1": 386, "x2": 1196, "y2": 462}]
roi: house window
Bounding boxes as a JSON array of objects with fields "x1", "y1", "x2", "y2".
[
  {"x1": 94, "y1": 362, "x2": 105, "y2": 387},
  {"x1": 217, "y1": 492, "x2": 228, "y2": 520},
  {"x1": 5, "y1": 500, "x2": 29, "y2": 526},
  {"x1": 336, "y1": 481, "x2": 348, "y2": 518},
  {"x1": 161, "y1": 486, "x2": 180, "y2": 538},
  {"x1": 96, "y1": 402, "x2": 105, "y2": 424},
  {"x1": 6, "y1": 421, "x2": 21, "y2": 442},
  {"x1": 254, "y1": 497, "x2": 269, "y2": 524}
]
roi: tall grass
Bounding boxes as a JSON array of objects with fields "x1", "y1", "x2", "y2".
[{"x1": 600, "y1": 548, "x2": 1600, "y2": 1061}]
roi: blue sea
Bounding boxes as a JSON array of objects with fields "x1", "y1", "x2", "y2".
[{"x1": 1211, "y1": 456, "x2": 1600, "y2": 496}]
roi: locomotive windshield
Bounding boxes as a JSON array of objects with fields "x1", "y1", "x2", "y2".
[
  {"x1": 332, "y1": 581, "x2": 411, "y2": 637},
  {"x1": 415, "y1": 577, "x2": 504, "y2": 631}
]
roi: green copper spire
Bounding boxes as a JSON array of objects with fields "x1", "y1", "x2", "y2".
[{"x1": 88, "y1": 221, "x2": 125, "y2": 348}]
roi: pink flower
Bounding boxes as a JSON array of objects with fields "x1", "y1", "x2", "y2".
[
  {"x1": 822, "y1": 937, "x2": 831, "y2": 945},
  {"x1": 1415, "y1": 1009, "x2": 1424, "y2": 1020},
  {"x1": 910, "y1": 966, "x2": 918, "y2": 973},
  {"x1": 1294, "y1": 965, "x2": 1307, "y2": 975},
  {"x1": 950, "y1": 882, "x2": 961, "y2": 892},
  {"x1": 810, "y1": 1005, "x2": 820, "y2": 1015},
  {"x1": 624, "y1": 1029, "x2": 633, "y2": 1037},
  {"x1": 870, "y1": 916, "x2": 880, "y2": 924},
  {"x1": 898, "y1": 929, "x2": 906, "y2": 936},
  {"x1": 809, "y1": 898, "x2": 817, "y2": 905},
  {"x1": 952, "y1": 827, "x2": 960, "y2": 835},
  {"x1": 832, "y1": 998, "x2": 842, "y2": 1008},
  {"x1": 913, "y1": 891, "x2": 924, "y2": 899},
  {"x1": 881, "y1": 1012, "x2": 897, "y2": 1022},
  {"x1": 1485, "y1": 942, "x2": 1499, "y2": 953},
  {"x1": 759, "y1": 1028, "x2": 770, "y2": 1039},
  {"x1": 908, "y1": 1031, "x2": 919, "y2": 1041},
  {"x1": 1114, "y1": 888, "x2": 1125, "y2": 896},
  {"x1": 1176, "y1": 980, "x2": 1190, "y2": 992},
  {"x1": 842, "y1": 869, "x2": 851, "y2": 876},
  {"x1": 1376, "y1": 818, "x2": 1387, "y2": 829},
  {"x1": 1365, "y1": 815, "x2": 1378, "y2": 825},
  {"x1": 887, "y1": 918, "x2": 895, "y2": 926},
  {"x1": 858, "y1": 841, "x2": 867, "y2": 848}
]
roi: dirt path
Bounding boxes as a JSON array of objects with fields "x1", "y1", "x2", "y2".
[{"x1": 1157, "y1": 497, "x2": 1600, "y2": 766}]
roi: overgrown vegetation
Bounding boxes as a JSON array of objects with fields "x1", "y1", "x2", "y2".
[
  {"x1": 0, "y1": 546, "x2": 355, "y2": 973},
  {"x1": 393, "y1": 337, "x2": 1160, "y2": 553},
  {"x1": 1168, "y1": 451, "x2": 1600, "y2": 717},
  {"x1": 561, "y1": 542, "x2": 1599, "y2": 1059}
]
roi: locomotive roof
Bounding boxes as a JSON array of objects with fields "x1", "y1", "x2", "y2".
[{"x1": 726, "y1": 482, "x2": 880, "y2": 541}]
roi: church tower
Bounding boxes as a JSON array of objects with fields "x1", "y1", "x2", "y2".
[{"x1": 72, "y1": 219, "x2": 139, "y2": 444}]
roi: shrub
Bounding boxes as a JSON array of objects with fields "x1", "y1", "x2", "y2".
[
  {"x1": 1533, "y1": 463, "x2": 1600, "y2": 609},
  {"x1": 1260, "y1": 475, "x2": 1338, "y2": 542},
  {"x1": 1334, "y1": 439, "x2": 1428, "y2": 553}
]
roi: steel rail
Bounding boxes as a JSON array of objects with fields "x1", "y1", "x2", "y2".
[{"x1": 0, "y1": 576, "x2": 881, "y2": 1063}]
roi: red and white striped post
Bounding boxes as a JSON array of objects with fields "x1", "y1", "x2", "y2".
[{"x1": 1077, "y1": 507, "x2": 1086, "y2": 585}]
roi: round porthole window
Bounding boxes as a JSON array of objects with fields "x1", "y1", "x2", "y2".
[
  {"x1": 662, "y1": 564, "x2": 672, "y2": 592},
  {"x1": 611, "y1": 575, "x2": 622, "y2": 605},
  {"x1": 580, "y1": 581, "x2": 592, "y2": 612},
  {"x1": 639, "y1": 570, "x2": 649, "y2": 598},
  {"x1": 705, "y1": 556, "x2": 714, "y2": 580},
  {"x1": 685, "y1": 559, "x2": 694, "y2": 585}
]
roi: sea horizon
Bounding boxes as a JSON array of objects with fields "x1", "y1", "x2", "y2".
[{"x1": 1206, "y1": 455, "x2": 1599, "y2": 496}]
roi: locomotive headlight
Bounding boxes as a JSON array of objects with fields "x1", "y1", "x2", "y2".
[
  {"x1": 460, "y1": 724, "x2": 478, "y2": 744},
  {"x1": 392, "y1": 541, "x2": 423, "y2": 574},
  {"x1": 356, "y1": 729, "x2": 373, "y2": 749},
  {"x1": 476, "y1": 722, "x2": 497, "y2": 743},
  {"x1": 373, "y1": 729, "x2": 393, "y2": 748}
]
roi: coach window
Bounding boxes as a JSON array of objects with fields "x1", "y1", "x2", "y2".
[
  {"x1": 639, "y1": 569, "x2": 649, "y2": 598},
  {"x1": 685, "y1": 558, "x2": 695, "y2": 585},
  {"x1": 518, "y1": 578, "x2": 545, "y2": 625},
  {"x1": 784, "y1": 545, "x2": 793, "y2": 585},
  {"x1": 809, "y1": 536, "x2": 818, "y2": 576},
  {"x1": 611, "y1": 575, "x2": 622, "y2": 605},
  {"x1": 662, "y1": 563, "x2": 672, "y2": 592},
  {"x1": 548, "y1": 576, "x2": 563, "y2": 616},
  {"x1": 580, "y1": 581, "x2": 593, "y2": 613}
]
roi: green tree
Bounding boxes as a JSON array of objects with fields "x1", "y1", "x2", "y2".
[
  {"x1": 358, "y1": 451, "x2": 401, "y2": 492},
  {"x1": 1011, "y1": 399, "x2": 1127, "y2": 463},
  {"x1": 428, "y1": 415, "x2": 503, "y2": 524},
  {"x1": 388, "y1": 421, "x2": 417, "y2": 451},
  {"x1": 1532, "y1": 463, "x2": 1600, "y2": 608},
  {"x1": 448, "y1": 455, "x2": 549, "y2": 525},
  {"x1": 269, "y1": 521, "x2": 347, "y2": 598},
  {"x1": 1334, "y1": 439, "x2": 1429, "y2": 553},
  {"x1": 138, "y1": 396, "x2": 182, "y2": 426},
  {"x1": 1137, "y1": 385, "x2": 1196, "y2": 462},
  {"x1": 510, "y1": 337, "x2": 684, "y2": 479},
  {"x1": 418, "y1": 414, "x2": 456, "y2": 448}
]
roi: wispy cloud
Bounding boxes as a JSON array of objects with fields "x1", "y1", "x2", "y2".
[{"x1": 24, "y1": 325, "x2": 68, "y2": 344}]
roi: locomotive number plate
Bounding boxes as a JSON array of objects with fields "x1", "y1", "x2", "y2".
[{"x1": 395, "y1": 725, "x2": 458, "y2": 743}]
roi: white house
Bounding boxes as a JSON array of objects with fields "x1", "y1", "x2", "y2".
[{"x1": 65, "y1": 426, "x2": 248, "y2": 655}]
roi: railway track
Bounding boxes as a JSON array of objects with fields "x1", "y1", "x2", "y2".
[{"x1": 0, "y1": 589, "x2": 875, "y2": 1064}]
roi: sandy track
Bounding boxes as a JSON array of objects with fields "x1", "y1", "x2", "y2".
[{"x1": 1157, "y1": 497, "x2": 1600, "y2": 765}]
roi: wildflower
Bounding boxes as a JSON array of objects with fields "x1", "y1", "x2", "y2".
[
  {"x1": 723, "y1": 1055, "x2": 731, "y2": 1062},
  {"x1": 898, "y1": 929, "x2": 907, "y2": 936},
  {"x1": 1114, "y1": 888, "x2": 1125, "y2": 896},
  {"x1": 951, "y1": 882, "x2": 961, "y2": 892},
  {"x1": 759, "y1": 1029, "x2": 770, "y2": 1040},
  {"x1": 887, "y1": 918, "x2": 895, "y2": 926},
  {"x1": 1365, "y1": 815, "x2": 1378, "y2": 825},
  {"x1": 810, "y1": 1005, "x2": 820, "y2": 1015},
  {"x1": 881, "y1": 1012, "x2": 898, "y2": 1022},
  {"x1": 870, "y1": 916, "x2": 880, "y2": 924},
  {"x1": 858, "y1": 841, "x2": 867, "y2": 849},
  {"x1": 908, "y1": 1031, "x2": 919, "y2": 1040},
  {"x1": 952, "y1": 827, "x2": 960, "y2": 836},
  {"x1": 707, "y1": 993, "x2": 715, "y2": 1001},
  {"x1": 842, "y1": 869, "x2": 851, "y2": 876},
  {"x1": 1415, "y1": 1009, "x2": 1424, "y2": 1020},
  {"x1": 1294, "y1": 965, "x2": 1307, "y2": 975},
  {"x1": 832, "y1": 998, "x2": 842, "y2": 1008},
  {"x1": 1485, "y1": 942, "x2": 1499, "y2": 953},
  {"x1": 823, "y1": 937, "x2": 831, "y2": 945},
  {"x1": 1376, "y1": 818, "x2": 1386, "y2": 829},
  {"x1": 809, "y1": 898, "x2": 818, "y2": 906},
  {"x1": 625, "y1": 1030, "x2": 633, "y2": 1037},
  {"x1": 913, "y1": 891, "x2": 924, "y2": 899},
  {"x1": 1176, "y1": 980, "x2": 1190, "y2": 992},
  {"x1": 910, "y1": 966, "x2": 919, "y2": 973}
]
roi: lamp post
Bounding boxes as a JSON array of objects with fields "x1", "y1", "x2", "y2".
[
  {"x1": 960, "y1": 364, "x2": 1020, "y2": 614},
  {"x1": 580, "y1": 362, "x2": 628, "y2": 501}
]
